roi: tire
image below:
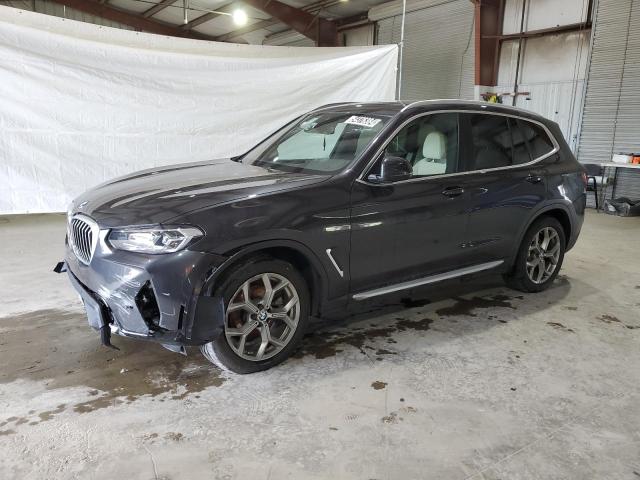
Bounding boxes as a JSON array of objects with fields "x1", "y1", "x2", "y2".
[
  {"x1": 200, "y1": 256, "x2": 310, "y2": 374},
  {"x1": 503, "y1": 216, "x2": 566, "y2": 293}
]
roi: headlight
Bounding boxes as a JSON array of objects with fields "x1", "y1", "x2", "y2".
[{"x1": 108, "y1": 226, "x2": 203, "y2": 254}]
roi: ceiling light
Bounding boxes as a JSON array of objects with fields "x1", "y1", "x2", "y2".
[{"x1": 232, "y1": 9, "x2": 248, "y2": 26}]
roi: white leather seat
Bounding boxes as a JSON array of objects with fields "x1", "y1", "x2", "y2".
[{"x1": 412, "y1": 131, "x2": 447, "y2": 176}]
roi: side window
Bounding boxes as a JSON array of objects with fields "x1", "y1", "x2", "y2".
[
  {"x1": 371, "y1": 113, "x2": 459, "y2": 179},
  {"x1": 509, "y1": 118, "x2": 532, "y2": 165},
  {"x1": 514, "y1": 119, "x2": 555, "y2": 160},
  {"x1": 467, "y1": 114, "x2": 556, "y2": 171},
  {"x1": 469, "y1": 114, "x2": 513, "y2": 170}
]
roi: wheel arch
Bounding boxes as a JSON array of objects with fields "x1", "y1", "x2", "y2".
[
  {"x1": 205, "y1": 239, "x2": 329, "y2": 317},
  {"x1": 542, "y1": 208, "x2": 572, "y2": 244},
  {"x1": 508, "y1": 203, "x2": 573, "y2": 268}
]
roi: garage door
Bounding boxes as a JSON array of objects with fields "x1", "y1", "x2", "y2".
[
  {"x1": 578, "y1": 0, "x2": 640, "y2": 163},
  {"x1": 374, "y1": 0, "x2": 475, "y2": 101},
  {"x1": 577, "y1": 0, "x2": 640, "y2": 198}
]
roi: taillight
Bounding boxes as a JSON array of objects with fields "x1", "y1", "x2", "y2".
[{"x1": 581, "y1": 172, "x2": 588, "y2": 187}]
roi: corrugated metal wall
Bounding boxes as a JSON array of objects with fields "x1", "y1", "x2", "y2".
[
  {"x1": 280, "y1": 37, "x2": 314, "y2": 47},
  {"x1": 578, "y1": 0, "x2": 640, "y2": 163},
  {"x1": 375, "y1": 0, "x2": 475, "y2": 101},
  {"x1": 577, "y1": 0, "x2": 640, "y2": 200},
  {"x1": 262, "y1": 25, "x2": 374, "y2": 48},
  {"x1": 262, "y1": 29, "x2": 315, "y2": 47},
  {"x1": 613, "y1": 170, "x2": 640, "y2": 201},
  {"x1": 344, "y1": 24, "x2": 374, "y2": 47},
  {"x1": 3, "y1": 0, "x2": 133, "y2": 29}
]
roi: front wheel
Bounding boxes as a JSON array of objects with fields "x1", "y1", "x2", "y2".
[
  {"x1": 200, "y1": 257, "x2": 310, "y2": 374},
  {"x1": 504, "y1": 216, "x2": 566, "y2": 293}
]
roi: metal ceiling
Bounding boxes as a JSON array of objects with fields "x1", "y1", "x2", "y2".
[
  {"x1": 134, "y1": 0, "x2": 388, "y2": 43},
  {"x1": 1, "y1": 0, "x2": 389, "y2": 44}
]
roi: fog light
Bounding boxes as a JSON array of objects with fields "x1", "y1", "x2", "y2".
[{"x1": 135, "y1": 282, "x2": 163, "y2": 332}]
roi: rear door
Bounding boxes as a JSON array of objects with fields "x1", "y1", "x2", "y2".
[{"x1": 459, "y1": 112, "x2": 558, "y2": 264}]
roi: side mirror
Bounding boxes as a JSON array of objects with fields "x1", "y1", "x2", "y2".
[{"x1": 379, "y1": 155, "x2": 412, "y2": 183}]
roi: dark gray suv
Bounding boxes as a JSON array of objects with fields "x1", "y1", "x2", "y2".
[{"x1": 57, "y1": 100, "x2": 586, "y2": 373}]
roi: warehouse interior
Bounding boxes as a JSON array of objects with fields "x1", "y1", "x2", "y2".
[{"x1": 1, "y1": 0, "x2": 639, "y2": 478}]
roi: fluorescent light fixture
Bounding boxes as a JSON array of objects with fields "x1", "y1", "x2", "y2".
[{"x1": 232, "y1": 9, "x2": 248, "y2": 26}]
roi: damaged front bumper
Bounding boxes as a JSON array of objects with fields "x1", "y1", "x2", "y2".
[{"x1": 57, "y1": 238, "x2": 228, "y2": 352}]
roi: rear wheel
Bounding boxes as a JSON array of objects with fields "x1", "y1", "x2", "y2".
[
  {"x1": 504, "y1": 216, "x2": 566, "y2": 293},
  {"x1": 200, "y1": 257, "x2": 309, "y2": 374}
]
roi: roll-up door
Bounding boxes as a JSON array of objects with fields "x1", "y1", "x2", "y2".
[
  {"x1": 375, "y1": 0, "x2": 475, "y2": 101},
  {"x1": 578, "y1": 0, "x2": 640, "y2": 164},
  {"x1": 613, "y1": 1, "x2": 640, "y2": 155}
]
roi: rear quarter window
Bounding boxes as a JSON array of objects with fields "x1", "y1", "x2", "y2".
[
  {"x1": 515, "y1": 119, "x2": 556, "y2": 160},
  {"x1": 466, "y1": 113, "x2": 556, "y2": 171}
]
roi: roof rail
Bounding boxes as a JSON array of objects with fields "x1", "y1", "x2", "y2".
[
  {"x1": 313, "y1": 100, "x2": 409, "y2": 112},
  {"x1": 312, "y1": 102, "x2": 359, "y2": 112},
  {"x1": 400, "y1": 99, "x2": 525, "y2": 112}
]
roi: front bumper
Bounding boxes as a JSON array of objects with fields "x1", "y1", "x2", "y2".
[{"x1": 63, "y1": 238, "x2": 227, "y2": 347}]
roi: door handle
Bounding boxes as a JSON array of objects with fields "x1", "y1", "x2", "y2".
[{"x1": 442, "y1": 186, "x2": 465, "y2": 198}]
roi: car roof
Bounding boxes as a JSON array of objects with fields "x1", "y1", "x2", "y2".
[{"x1": 312, "y1": 99, "x2": 551, "y2": 125}]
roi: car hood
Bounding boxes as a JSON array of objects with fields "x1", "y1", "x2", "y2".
[{"x1": 71, "y1": 159, "x2": 328, "y2": 228}]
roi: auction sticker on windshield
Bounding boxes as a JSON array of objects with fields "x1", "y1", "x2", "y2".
[{"x1": 345, "y1": 116, "x2": 381, "y2": 128}]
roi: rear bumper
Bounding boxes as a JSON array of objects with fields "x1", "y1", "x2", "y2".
[{"x1": 63, "y1": 241, "x2": 227, "y2": 346}]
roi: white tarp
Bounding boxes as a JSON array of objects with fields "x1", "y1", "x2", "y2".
[{"x1": 0, "y1": 7, "x2": 397, "y2": 214}]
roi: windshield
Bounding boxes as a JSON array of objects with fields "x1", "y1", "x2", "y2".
[{"x1": 241, "y1": 112, "x2": 390, "y2": 174}]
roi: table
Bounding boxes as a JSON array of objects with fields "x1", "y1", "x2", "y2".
[{"x1": 598, "y1": 162, "x2": 640, "y2": 212}]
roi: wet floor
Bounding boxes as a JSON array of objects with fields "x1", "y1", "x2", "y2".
[
  {"x1": 0, "y1": 274, "x2": 616, "y2": 434},
  {"x1": 0, "y1": 312, "x2": 224, "y2": 430},
  {"x1": 0, "y1": 282, "x2": 553, "y2": 432}
]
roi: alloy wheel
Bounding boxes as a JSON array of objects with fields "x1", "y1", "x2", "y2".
[
  {"x1": 224, "y1": 273, "x2": 300, "y2": 361},
  {"x1": 526, "y1": 226, "x2": 561, "y2": 284}
]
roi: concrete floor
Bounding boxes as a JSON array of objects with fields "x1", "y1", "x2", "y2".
[{"x1": 0, "y1": 211, "x2": 639, "y2": 479}]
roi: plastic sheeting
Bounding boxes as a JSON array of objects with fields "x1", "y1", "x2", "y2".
[{"x1": 0, "y1": 7, "x2": 397, "y2": 214}]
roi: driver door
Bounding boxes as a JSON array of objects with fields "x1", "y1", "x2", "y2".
[{"x1": 349, "y1": 112, "x2": 474, "y2": 295}]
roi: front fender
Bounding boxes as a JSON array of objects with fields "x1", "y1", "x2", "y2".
[{"x1": 200, "y1": 238, "x2": 351, "y2": 320}]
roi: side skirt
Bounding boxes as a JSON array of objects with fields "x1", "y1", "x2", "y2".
[{"x1": 352, "y1": 260, "x2": 505, "y2": 301}]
